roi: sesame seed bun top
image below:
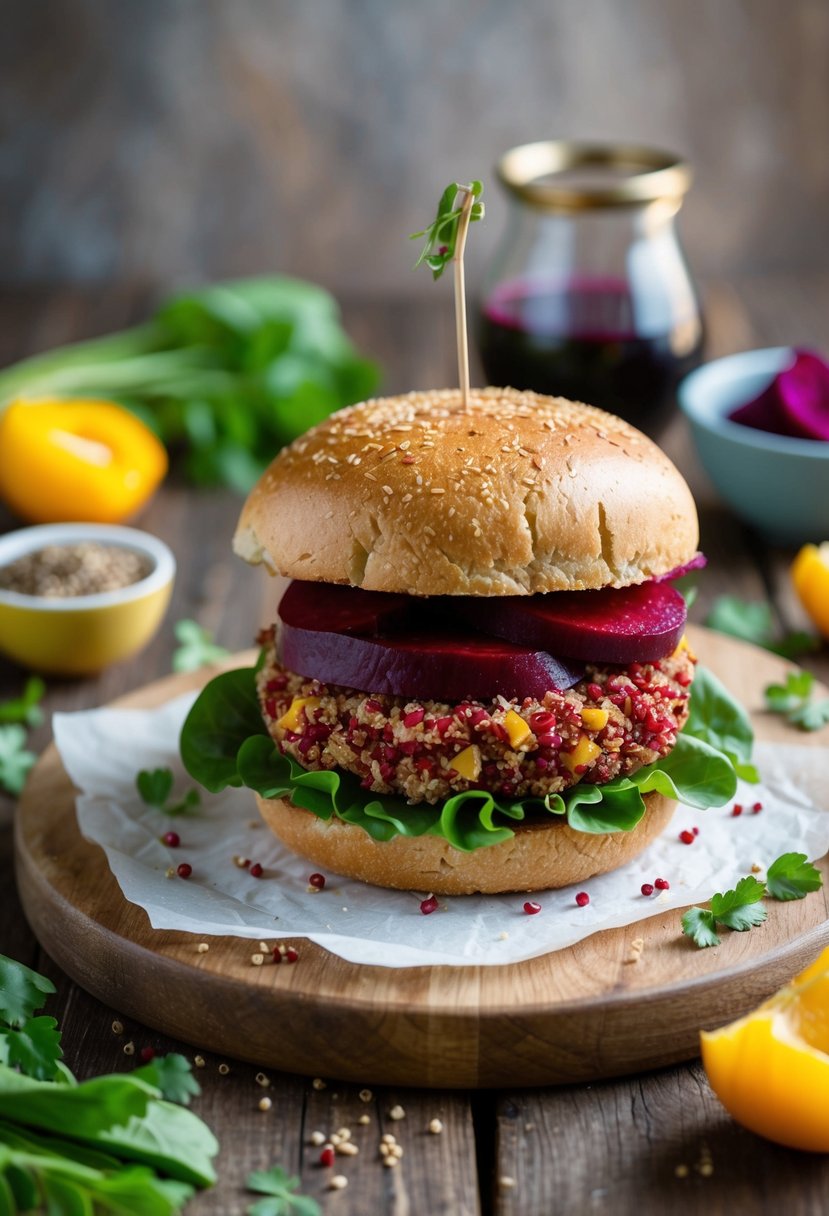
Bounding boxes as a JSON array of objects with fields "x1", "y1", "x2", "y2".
[{"x1": 233, "y1": 387, "x2": 698, "y2": 596}]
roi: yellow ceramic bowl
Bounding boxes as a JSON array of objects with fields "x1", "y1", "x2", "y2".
[{"x1": 0, "y1": 523, "x2": 175, "y2": 675}]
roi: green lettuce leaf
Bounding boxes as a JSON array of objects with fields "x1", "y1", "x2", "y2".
[{"x1": 180, "y1": 663, "x2": 752, "y2": 853}]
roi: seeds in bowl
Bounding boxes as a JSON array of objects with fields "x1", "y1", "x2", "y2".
[{"x1": 0, "y1": 543, "x2": 153, "y2": 598}]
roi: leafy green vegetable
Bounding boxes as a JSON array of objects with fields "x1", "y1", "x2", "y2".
[
  {"x1": 0, "y1": 954, "x2": 217, "y2": 1210},
  {"x1": 410, "y1": 181, "x2": 485, "y2": 280},
  {"x1": 0, "y1": 276, "x2": 380, "y2": 492},
  {"x1": 706, "y1": 595, "x2": 818, "y2": 659},
  {"x1": 682, "y1": 855, "x2": 823, "y2": 947},
  {"x1": 133, "y1": 1053, "x2": 201, "y2": 1106},
  {"x1": 172, "y1": 619, "x2": 231, "y2": 673},
  {"x1": 766, "y1": 852, "x2": 823, "y2": 901},
  {"x1": 684, "y1": 665, "x2": 759, "y2": 782},
  {"x1": 0, "y1": 725, "x2": 36, "y2": 796},
  {"x1": 136, "y1": 767, "x2": 201, "y2": 817},
  {"x1": 764, "y1": 670, "x2": 829, "y2": 732},
  {"x1": 247, "y1": 1165, "x2": 320, "y2": 1216},
  {"x1": 0, "y1": 677, "x2": 45, "y2": 728},
  {"x1": 180, "y1": 663, "x2": 749, "y2": 851}
]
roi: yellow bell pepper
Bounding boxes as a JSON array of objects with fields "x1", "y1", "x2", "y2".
[
  {"x1": 0, "y1": 398, "x2": 168, "y2": 524},
  {"x1": 791, "y1": 542, "x2": 829, "y2": 640}
]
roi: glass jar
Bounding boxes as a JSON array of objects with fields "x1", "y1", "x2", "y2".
[{"x1": 478, "y1": 141, "x2": 705, "y2": 436}]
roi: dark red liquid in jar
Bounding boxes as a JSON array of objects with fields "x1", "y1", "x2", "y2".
[{"x1": 478, "y1": 277, "x2": 704, "y2": 434}]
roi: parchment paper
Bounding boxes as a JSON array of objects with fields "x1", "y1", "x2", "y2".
[{"x1": 53, "y1": 694, "x2": 829, "y2": 967}]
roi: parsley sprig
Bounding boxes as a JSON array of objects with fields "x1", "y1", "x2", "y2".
[
  {"x1": 0, "y1": 677, "x2": 46, "y2": 795},
  {"x1": 136, "y1": 767, "x2": 201, "y2": 817},
  {"x1": 682, "y1": 853, "x2": 823, "y2": 947},
  {"x1": 173, "y1": 619, "x2": 231, "y2": 673},
  {"x1": 410, "y1": 181, "x2": 484, "y2": 280},
  {"x1": 764, "y1": 670, "x2": 829, "y2": 732},
  {"x1": 705, "y1": 595, "x2": 818, "y2": 659},
  {"x1": 246, "y1": 1165, "x2": 320, "y2": 1216}
]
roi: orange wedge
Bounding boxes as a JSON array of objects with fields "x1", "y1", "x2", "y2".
[
  {"x1": 701, "y1": 945, "x2": 829, "y2": 1151},
  {"x1": 791, "y1": 542, "x2": 829, "y2": 639}
]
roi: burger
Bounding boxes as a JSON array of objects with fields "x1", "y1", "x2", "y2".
[{"x1": 181, "y1": 387, "x2": 751, "y2": 895}]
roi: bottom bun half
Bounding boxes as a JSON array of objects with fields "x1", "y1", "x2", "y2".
[{"x1": 255, "y1": 790, "x2": 676, "y2": 895}]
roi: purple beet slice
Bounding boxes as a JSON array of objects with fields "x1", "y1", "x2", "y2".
[
  {"x1": 278, "y1": 621, "x2": 583, "y2": 700},
  {"x1": 777, "y1": 349, "x2": 829, "y2": 441},
  {"x1": 652, "y1": 552, "x2": 707, "y2": 583},
  {"x1": 453, "y1": 583, "x2": 686, "y2": 663},
  {"x1": 279, "y1": 580, "x2": 411, "y2": 635}
]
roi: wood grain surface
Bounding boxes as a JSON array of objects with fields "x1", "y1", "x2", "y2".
[
  {"x1": 14, "y1": 626, "x2": 829, "y2": 1090},
  {"x1": 2, "y1": 281, "x2": 829, "y2": 1212}
]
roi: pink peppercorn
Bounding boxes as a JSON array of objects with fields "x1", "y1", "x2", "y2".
[
  {"x1": 752, "y1": 801, "x2": 763, "y2": 814},
  {"x1": 320, "y1": 1146, "x2": 335, "y2": 1167},
  {"x1": 692, "y1": 826, "x2": 699, "y2": 836},
  {"x1": 654, "y1": 878, "x2": 670, "y2": 891},
  {"x1": 308, "y1": 873, "x2": 326, "y2": 890},
  {"x1": 162, "y1": 831, "x2": 180, "y2": 847},
  {"x1": 732, "y1": 803, "x2": 743, "y2": 817},
  {"x1": 284, "y1": 947, "x2": 299, "y2": 963},
  {"x1": 139, "y1": 1046, "x2": 155, "y2": 1063},
  {"x1": 641, "y1": 883, "x2": 654, "y2": 897},
  {"x1": 575, "y1": 892, "x2": 590, "y2": 907},
  {"x1": 523, "y1": 900, "x2": 542, "y2": 915},
  {"x1": 176, "y1": 863, "x2": 192, "y2": 879},
  {"x1": 679, "y1": 830, "x2": 695, "y2": 845},
  {"x1": 420, "y1": 895, "x2": 439, "y2": 915},
  {"x1": 249, "y1": 863, "x2": 264, "y2": 878}
]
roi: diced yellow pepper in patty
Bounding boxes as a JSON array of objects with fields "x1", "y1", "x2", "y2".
[
  {"x1": 580, "y1": 707, "x2": 609, "y2": 732},
  {"x1": 560, "y1": 735, "x2": 602, "y2": 774},
  {"x1": 503, "y1": 709, "x2": 532, "y2": 748},
  {"x1": 277, "y1": 695, "x2": 321, "y2": 732},
  {"x1": 450, "y1": 744, "x2": 482, "y2": 781}
]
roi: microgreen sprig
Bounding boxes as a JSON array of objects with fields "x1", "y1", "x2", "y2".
[
  {"x1": 764, "y1": 670, "x2": 829, "y2": 731},
  {"x1": 410, "y1": 181, "x2": 485, "y2": 281},
  {"x1": 136, "y1": 767, "x2": 201, "y2": 817},
  {"x1": 172, "y1": 619, "x2": 231, "y2": 673}
]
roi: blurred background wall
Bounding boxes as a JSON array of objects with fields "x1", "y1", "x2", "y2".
[{"x1": 2, "y1": 0, "x2": 828, "y2": 296}]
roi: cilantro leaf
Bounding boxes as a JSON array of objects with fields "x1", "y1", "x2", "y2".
[
  {"x1": 136, "y1": 768, "x2": 201, "y2": 817},
  {"x1": 0, "y1": 677, "x2": 46, "y2": 728},
  {"x1": 681, "y1": 907, "x2": 721, "y2": 948},
  {"x1": 247, "y1": 1165, "x2": 320, "y2": 1216},
  {"x1": 133, "y1": 1054, "x2": 200, "y2": 1106},
  {"x1": 2, "y1": 1016, "x2": 63, "y2": 1080},
  {"x1": 0, "y1": 725, "x2": 36, "y2": 795},
  {"x1": 706, "y1": 596, "x2": 819, "y2": 658},
  {"x1": 410, "y1": 181, "x2": 485, "y2": 280},
  {"x1": 172, "y1": 620, "x2": 230, "y2": 673},
  {"x1": 764, "y1": 670, "x2": 829, "y2": 732},
  {"x1": 0, "y1": 955, "x2": 55, "y2": 1027},
  {"x1": 710, "y1": 876, "x2": 768, "y2": 931},
  {"x1": 766, "y1": 853, "x2": 823, "y2": 901}
]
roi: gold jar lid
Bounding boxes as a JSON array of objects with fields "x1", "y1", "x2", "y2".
[{"x1": 496, "y1": 140, "x2": 692, "y2": 211}]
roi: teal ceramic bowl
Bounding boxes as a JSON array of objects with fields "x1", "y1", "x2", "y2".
[{"x1": 679, "y1": 347, "x2": 829, "y2": 543}]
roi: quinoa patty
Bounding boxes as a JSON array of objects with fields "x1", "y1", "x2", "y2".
[{"x1": 256, "y1": 635, "x2": 695, "y2": 805}]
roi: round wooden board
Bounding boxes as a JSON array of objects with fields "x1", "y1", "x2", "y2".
[{"x1": 14, "y1": 626, "x2": 829, "y2": 1089}]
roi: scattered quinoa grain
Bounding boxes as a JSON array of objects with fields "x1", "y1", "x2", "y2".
[
  {"x1": 429, "y1": 1118, "x2": 443, "y2": 1134},
  {"x1": 310, "y1": 1131, "x2": 326, "y2": 1146},
  {"x1": 382, "y1": 1155, "x2": 398, "y2": 1168},
  {"x1": 389, "y1": 1104, "x2": 406, "y2": 1120},
  {"x1": 338, "y1": 1142, "x2": 359, "y2": 1156},
  {"x1": 255, "y1": 1072, "x2": 270, "y2": 1088},
  {"x1": 698, "y1": 1161, "x2": 714, "y2": 1177},
  {"x1": 381, "y1": 1134, "x2": 397, "y2": 1145},
  {"x1": 122, "y1": 1041, "x2": 135, "y2": 1056},
  {"x1": 312, "y1": 1077, "x2": 327, "y2": 1090},
  {"x1": 751, "y1": 861, "x2": 764, "y2": 874},
  {"x1": 194, "y1": 1055, "x2": 206, "y2": 1068},
  {"x1": 330, "y1": 1175, "x2": 348, "y2": 1190},
  {"x1": 251, "y1": 953, "x2": 265, "y2": 967},
  {"x1": 258, "y1": 1097, "x2": 272, "y2": 1112},
  {"x1": 197, "y1": 942, "x2": 209, "y2": 953},
  {"x1": 358, "y1": 1114, "x2": 371, "y2": 1125},
  {"x1": 499, "y1": 1176, "x2": 516, "y2": 1189},
  {"x1": 675, "y1": 1164, "x2": 689, "y2": 1179},
  {"x1": 359, "y1": 1088, "x2": 373, "y2": 1103},
  {"x1": 218, "y1": 1063, "x2": 230, "y2": 1075},
  {"x1": 111, "y1": 1020, "x2": 124, "y2": 1035}
]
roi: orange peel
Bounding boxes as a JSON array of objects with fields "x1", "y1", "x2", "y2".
[
  {"x1": 791, "y1": 543, "x2": 829, "y2": 640},
  {"x1": 701, "y1": 945, "x2": 829, "y2": 1151}
]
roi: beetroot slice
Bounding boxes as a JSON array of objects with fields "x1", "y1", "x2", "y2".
[
  {"x1": 453, "y1": 583, "x2": 686, "y2": 663},
  {"x1": 279, "y1": 580, "x2": 411, "y2": 635},
  {"x1": 777, "y1": 349, "x2": 829, "y2": 441},
  {"x1": 278, "y1": 621, "x2": 583, "y2": 701},
  {"x1": 652, "y1": 552, "x2": 707, "y2": 583}
]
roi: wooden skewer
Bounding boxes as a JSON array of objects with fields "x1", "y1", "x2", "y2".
[{"x1": 453, "y1": 187, "x2": 476, "y2": 409}]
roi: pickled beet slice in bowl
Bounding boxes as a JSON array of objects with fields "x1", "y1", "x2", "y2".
[
  {"x1": 278, "y1": 621, "x2": 583, "y2": 701},
  {"x1": 453, "y1": 582, "x2": 686, "y2": 664}
]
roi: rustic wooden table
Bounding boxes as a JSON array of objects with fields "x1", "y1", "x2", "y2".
[{"x1": 2, "y1": 281, "x2": 829, "y2": 1215}]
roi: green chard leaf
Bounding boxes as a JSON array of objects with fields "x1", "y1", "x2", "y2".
[
  {"x1": 247, "y1": 1165, "x2": 321, "y2": 1216},
  {"x1": 0, "y1": 955, "x2": 55, "y2": 1027},
  {"x1": 766, "y1": 853, "x2": 823, "y2": 901},
  {"x1": 172, "y1": 619, "x2": 231, "y2": 673}
]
